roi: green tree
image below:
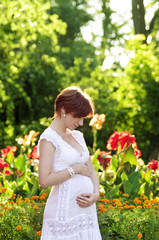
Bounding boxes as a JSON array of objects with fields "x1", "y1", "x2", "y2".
[
  {"x1": 0, "y1": 0, "x2": 67, "y2": 146},
  {"x1": 99, "y1": 0, "x2": 124, "y2": 64},
  {"x1": 49, "y1": 0, "x2": 97, "y2": 69},
  {"x1": 65, "y1": 35, "x2": 159, "y2": 161},
  {"x1": 0, "y1": 0, "x2": 98, "y2": 148}
]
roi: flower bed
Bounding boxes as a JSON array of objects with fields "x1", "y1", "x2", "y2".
[
  {"x1": 98, "y1": 193, "x2": 159, "y2": 240},
  {"x1": 0, "y1": 126, "x2": 159, "y2": 239},
  {"x1": 0, "y1": 191, "x2": 159, "y2": 240},
  {"x1": 0, "y1": 190, "x2": 47, "y2": 239}
]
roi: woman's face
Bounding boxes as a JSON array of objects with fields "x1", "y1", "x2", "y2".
[{"x1": 64, "y1": 113, "x2": 84, "y2": 130}]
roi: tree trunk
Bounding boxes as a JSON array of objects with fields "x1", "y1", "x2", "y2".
[{"x1": 132, "y1": 0, "x2": 147, "y2": 37}]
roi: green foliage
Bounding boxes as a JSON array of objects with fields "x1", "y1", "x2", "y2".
[
  {"x1": 99, "y1": 0, "x2": 125, "y2": 63},
  {"x1": 0, "y1": 194, "x2": 47, "y2": 240},
  {"x1": 0, "y1": 0, "x2": 68, "y2": 147},
  {"x1": 119, "y1": 36, "x2": 159, "y2": 159},
  {"x1": 69, "y1": 36, "x2": 159, "y2": 160},
  {"x1": 0, "y1": 129, "x2": 159, "y2": 239},
  {"x1": 98, "y1": 206, "x2": 159, "y2": 240},
  {"x1": 92, "y1": 129, "x2": 159, "y2": 199},
  {"x1": 0, "y1": 0, "x2": 159, "y2": 163},
  {"x1": 0, "y1": 0, "x2": 98, "y2": 149},
  {"x1": 0, "y1": 131, "x2": 44, "y2": 198},
  {"x1": 49, "y1": 0, "x2": 97, "y2": 68}
]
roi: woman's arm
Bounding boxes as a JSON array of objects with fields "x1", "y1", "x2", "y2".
[
  {"x1": 76, "y1": 157, "x2": 100, "y2": 207},
  {"x1": 38, "y1": 139, "x2": 90, "y2": 188}
]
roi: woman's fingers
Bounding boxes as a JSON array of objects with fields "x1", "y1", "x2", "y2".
[
  {"x1": 76, "y1": 193, "x2": 92, "y2": 207},
  {"x1": 76, "y1": 193, "x2": 98, "y2": 208}
]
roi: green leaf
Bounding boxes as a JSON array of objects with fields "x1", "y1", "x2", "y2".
[
  {"x1": 121, "y1": 171, "x2": 128, "y2": 181},
  {"x1": 120, "y1": 146, "x2": 137, "y2": 167},
  {"x1": 23, "y1": 182, "x2": 30, "y2": 192},
  {"x1": 3, "y1": 180, "x2": 13, "y2": 195},
  {"x1": 14, "y1": 154, "x2": 26, "y2": 172},
  {"x1": 110, "y1": 157, "x2": 118, "y2": 172},
  {"x1": 11, "y1": 181, "x2": 17, "y2": 191},
  {"x1": 107, "y1": 183, "x2": 122, "y2": 198},
  {"x1": 128, "y1": 171, "x2": 141, "y2": 194},
  {"x1": 91, "y1": 149, "x2": 101, "y2": 172},
  {"x1": 27, "y1": 181, "x2": 39, "y2": 198},
  {"x1": 145, "y1": 168, "x2": 151, "y2": 183},
  {"x1": 122, "y1": 180, "x2": 132, "y2": 194},
  {"x1": 121, "y1": 172, "x2": 132, "y2": 194},
  {"x1": 138, "y1": 182, "x2": 146, "y2": 195},
  {"x1": 7, "y1": 150, "x2": 14, "y2": 164},
  {"x1": 4, "y1": 180, "x2": 11, "y2": 188},
  {"x1": 100, "y1": 181, "x2": 108, "y2": 187}
]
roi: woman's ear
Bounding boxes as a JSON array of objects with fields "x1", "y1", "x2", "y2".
[{"x1": 61, "y1": 107, "x2": 66, "y2": 117}]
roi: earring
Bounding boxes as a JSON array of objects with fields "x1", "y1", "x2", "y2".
[{"x1": 63, "y1": 113, "x2": 66, "y2": 117}]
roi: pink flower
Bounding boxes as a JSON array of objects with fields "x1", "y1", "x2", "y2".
[{"x1": 147, "y1": 160, "x2": 159, "y2": 172}]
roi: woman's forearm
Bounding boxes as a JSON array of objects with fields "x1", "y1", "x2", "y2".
[
  {"x1": 90, "y1": 170, "x2": 100, "y2": 199},
  {"x1": 39, "y1": 168, "x2": 71, "y2": 188},
  {"x1": 39, "y1": 163, "x2": 91, "y2": 188}
]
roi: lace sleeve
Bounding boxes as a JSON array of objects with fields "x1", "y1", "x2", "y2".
[{"x1": 37, "y1": 131, "x2": 58, "y2": 156}]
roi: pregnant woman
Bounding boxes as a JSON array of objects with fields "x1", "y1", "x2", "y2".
[{"x1": 38, "y1": 86, "x2": 102, "y2": 240}]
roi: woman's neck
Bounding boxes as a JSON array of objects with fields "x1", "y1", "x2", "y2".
[{"x1": 50, "y1": 117, "x2": 67, "y2": 136}]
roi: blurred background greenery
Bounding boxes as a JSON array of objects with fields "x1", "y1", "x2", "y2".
[{"x1": 0, "y1": 0, "x2": 159, "y2": 162}]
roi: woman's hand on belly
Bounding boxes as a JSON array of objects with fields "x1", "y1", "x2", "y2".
[
  {"x1": 76, "y1": 193, "x2": 99, "y2": 208},
  {"x1": 72, "y1": 163, "x2": 91, "y2": 177}
]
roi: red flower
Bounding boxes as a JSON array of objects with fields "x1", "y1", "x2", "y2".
[
  {"x1": 119, "y1": 132, "x2": 136, "y2": 150},
  {"x1": 1, "y1": 146, "x2": 17, "y2": 158},
  {"x1": 107, "y1": 131, "x2": 136, "y2": 151},
  {"x1": 97, "y1": 151, "x2": 111, "y2": 170},
  {"x1": 0, "y1": 159, "x2": 9, "y2": 169},
  {"x1": 133, "y1": 142, "x2": 141, "y2": 157},
  {"x1": 106, "y1": 131, "x2": 121, "y2": 151},
  {"x1": 31, "y1": 146, "x2": 39, "y2": 160},
  {"x1": 147, "y1": 160, "x2": 159, "y2": 172},
  {"x1": 106, "y1": 131, "x2": 141, "y2": 158},
  {"x1": 4, "y1": 169, "x2": 14, "y2": 176}
]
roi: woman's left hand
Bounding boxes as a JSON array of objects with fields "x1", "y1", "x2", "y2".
[{"x1": 76, "y1": 193, "x2": 99, "y2": 208}]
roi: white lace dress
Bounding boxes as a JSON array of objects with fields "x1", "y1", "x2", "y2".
[{"x1": 38, "y1": 127, "x2": 102, "y2": 240}]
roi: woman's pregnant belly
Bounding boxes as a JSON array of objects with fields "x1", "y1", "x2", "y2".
[
  {"x1": 70, "y1": 174, "x2": 94, "y2": 198},
  {"x1": 43, "y1": 175, "x2": 95, "y2": 219},
  {"x1": 68, "y1": 174, "x2": 95, "y2": 217}
]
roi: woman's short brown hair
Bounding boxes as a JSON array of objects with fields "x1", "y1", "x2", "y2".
[{"x1": 54, "y1": 86, "x2": 94, "y2": 118}]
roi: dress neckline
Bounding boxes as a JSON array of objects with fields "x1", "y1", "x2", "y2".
[{"x1": 48, "y1": 127, "x2": 84, "y2": 157}]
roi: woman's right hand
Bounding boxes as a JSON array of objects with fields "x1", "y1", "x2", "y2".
[{"x1": 72, "y1": 163, "x2": 91, "y2": 177}]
